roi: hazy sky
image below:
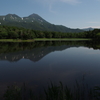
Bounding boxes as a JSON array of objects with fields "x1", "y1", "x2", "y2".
[{"x1": 0, "y1": 0, "x2": 100, "y2": 28}]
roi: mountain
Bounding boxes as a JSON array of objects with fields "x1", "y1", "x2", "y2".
[
  {"x1": 82, "y1": 27, "x2": 94, "y2": 31},
  {"x1": 0, "y1": 13, "x2": 83, "y2": 33}
]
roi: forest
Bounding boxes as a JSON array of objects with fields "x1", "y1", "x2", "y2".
[{"x1": 0, "y1": 25, "x2": 100, "y2": 39}]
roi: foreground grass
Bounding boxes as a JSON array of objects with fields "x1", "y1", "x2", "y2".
[
  {"x1": 0, "y1": 38, "x2": 91, "y2": 42},
  {"x1": 2, "y1": 81, "x2": 100, "y2": 100}
]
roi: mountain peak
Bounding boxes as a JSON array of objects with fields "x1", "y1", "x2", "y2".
[
  {"x1": 28, "y1": 13, "x2": 40, "y2": 17},
  {"x1": 27, "y1": 13, "x2": 48, "y2": 23},
  {"x1": 28, "y1": 13, "x2": 42, "y2": 19},
  {"x1": 6, "y1": 14, "x2": 20, "y2": 18}
]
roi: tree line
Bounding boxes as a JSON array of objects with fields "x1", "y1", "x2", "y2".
[{"x1": 0, "y1": 25, "x2": 100, "y2": 39}]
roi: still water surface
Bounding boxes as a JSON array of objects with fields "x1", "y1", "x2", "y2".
[{"x1": 0, "y1": 41, "x2": 100, "y2": 94}]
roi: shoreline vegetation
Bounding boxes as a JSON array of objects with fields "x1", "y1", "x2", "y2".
[
  {"x1": 34, "y1": 38, "x2": 90, "y2": 41},
  {"x1": 0, "y1": 38, "x2": 91, "y2": 42}
]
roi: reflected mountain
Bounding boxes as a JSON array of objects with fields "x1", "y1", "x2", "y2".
[
  {"x1": 0, "y1": 40, "x2": 99, "y2": 62},
  {"x1": 0, "y1": 45, "x2": 71, "y2": 62}
]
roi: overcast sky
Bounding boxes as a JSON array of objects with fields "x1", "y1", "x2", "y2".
[{"x1": 0, "y1": 0, "x2": 100, "y2": 28}]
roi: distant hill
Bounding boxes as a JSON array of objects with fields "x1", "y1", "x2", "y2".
[
  {"x1": 0, "y1": 13, "x2": 83, "y2": 33},
  {"x1": 82, "y1": 27, "x2": 94, "y2": 31}
]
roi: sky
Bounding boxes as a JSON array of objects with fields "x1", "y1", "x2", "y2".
[{"x1": 0, "y1": 0, "x2": 100, "y2": 29}]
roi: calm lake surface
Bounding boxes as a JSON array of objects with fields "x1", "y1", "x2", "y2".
[{"x1": 0, "y1": 40, "x2": 100, "y2": 95}]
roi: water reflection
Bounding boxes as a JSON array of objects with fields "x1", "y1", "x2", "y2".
[{"x1": 0, "y1": 40, "x2": 100, "y2": 62}]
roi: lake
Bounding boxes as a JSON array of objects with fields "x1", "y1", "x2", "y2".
[{"x1": 0, "y1": 40, "x2": 100, "y2": 99}]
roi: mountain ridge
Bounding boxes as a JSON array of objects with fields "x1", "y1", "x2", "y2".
[{"x1": 0, "y1": 13, "x2": 83, "y2": 33}]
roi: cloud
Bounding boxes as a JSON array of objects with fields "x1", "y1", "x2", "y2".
[
  {"x1": 49, "y1": 4, "x2": 57, "y2": 14},
  {"x1": 47, "y1": 0, "x2": 81, "y2": 13},
  {"x1": 91, "y1": 26, "x2": 100, "y2": 28},
  {"x1": 29, "y1": 0, "x2": 81, "y2": 13}
]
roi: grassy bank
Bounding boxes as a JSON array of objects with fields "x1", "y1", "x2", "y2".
[
  {"x1": 0, "y1": 38, "x2": 91, "y2": 42},
  {"x1": 34, "y1": 38, "x2": 91, "y2": 41},
  {"x1": 0, "y1": 39, "x2": 34, "y2": 42}
]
